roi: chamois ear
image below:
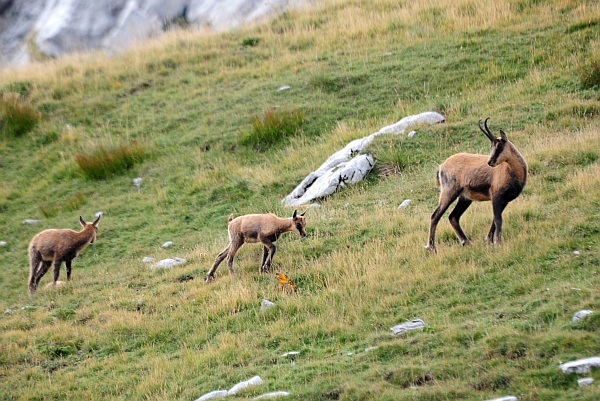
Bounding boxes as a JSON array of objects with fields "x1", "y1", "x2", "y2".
[
  {"x1": 292, "y1": 210, "x2": 298, "y2": 219},
  {"x1": 300, "y1": 210, "x2": 306, "y2": 217},
  {"x1": 79, "y1": 216, "x2": 86, "y2": 227},
  {"x1": 92, "y1": 214, "x2": 101, "y2": 227},
  {"x1": 499, "y1": 130, "x2": 508, "y2": 142}
]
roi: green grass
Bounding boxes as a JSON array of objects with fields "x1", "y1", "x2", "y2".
[{"x1": 1, "y1": 0, "x2": 600, "y2": 400}]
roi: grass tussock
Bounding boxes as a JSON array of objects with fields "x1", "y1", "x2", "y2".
[
  {"x1": 0, "y1": 93, "x2": 40, "y2": 138},
  {"x1": 240, "y1": 108, "x2": 305, "y2": 150},
  {"x1": 74, "y1": 141, "x2": 150, "y2": 180}
]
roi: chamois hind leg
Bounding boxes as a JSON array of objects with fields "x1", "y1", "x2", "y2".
[
  {"x1": 427, "y1": 189, "x2": 460, "y2": 253},
  {"x1": 259, "y1": 237, "x2": 276, "y2": 273},
  {"x1": 261, "y1": 245, "x2": 269, "y2": 270},
  {"x1": 448, "y1": 197, "x2": 473, "y2": 246},
  {"x1": 28, "y1": 251, "x2": 43, "y2": 295},
  {"x1": 34, "y1": 261, "x2": 52, "y2": 288},
  {"x1": 206, "y1": 244, "x2": 231, "y2": 283}
]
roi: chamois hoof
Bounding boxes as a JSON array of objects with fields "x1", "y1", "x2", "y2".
[
  {"x1": 205, "y1": 276, "x2": 214, "y2": 284},
  {"x1": 424, "y1": 245, "x2": 437, "y2": 254}
]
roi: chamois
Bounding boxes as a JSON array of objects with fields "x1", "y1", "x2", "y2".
[
  {"x1": 426, "y1": 118, "x2": 527, "y2": 253},
  {"x1": 206, "y1": 210, "x2": 307, "y2": 283},
  {"x1": 28, "y1": 215, "x2": 101, "y2": 295}
]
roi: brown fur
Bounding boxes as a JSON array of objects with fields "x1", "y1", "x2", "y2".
[
  {"x1": 28, "y1": 215, "x2": 101, "y2": 296},
  {"x1": 206, "y1": 210, "x2": 307, "y2": 283},
  {"x1": 426, "y1": 118, "x2": 527, "y2": 253}
]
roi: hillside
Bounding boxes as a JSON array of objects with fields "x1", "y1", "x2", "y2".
[{"x1": 1, "y1": 0, "x2": 600, "y2": 400}]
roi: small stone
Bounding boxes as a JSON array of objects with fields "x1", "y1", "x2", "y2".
[
  {"x1": 559, "y1": 357, "x2": 600, "y2": 374},
  {"x1": 95, "y1": 211, "x2": 104, "y2": 218},
  {"x1": 4, "y1": 308, "x2": 13, "y2": 315},
  {"x1": 142, "y1": 257, "x2": 154, "y2": 263},
  {"x1": 483, "y1": 397, "x2": 518, "y2": 401},
  {"x1": 407, "y1": 130, "x2": 416, "y2": 138},
  {"x1": 572, "y1": 310, "x2": 593, "y2": 322},
  {"x1": 194, "y1": 390, "x2": 228, "y2": 401},
  {"x1": 151, "y1": 257, "x2": 186, "y2": 269},
  {"x1": 578, "y1": 377, "x2": 594, "y2": 387},
  {"x1": 364, "y1": 346, "x2": 379, "y2": 352},
  {"x1": 280, "y1": 351, "x2": 300, "y2": 357},
  {"x1": 253, "y1": 391, "x2": 290, "y2": 399},
  {"x1": 261, "y1": 299, "x2": 275, "y2": 311},
  {"x1": 398, "y1": 199, "x2": 411, "y2": 209},
  {"x1": 346, "y1": 352, "x2": 354, "y2": 356},
  {"x1": 161, "y1": 241, "x2": 173, "y2": 248},
  {"x1": 0, "y1": 241, "x2": 6, "y2": 246},
  {"x1": 573, "y1": 250, "x2": 580, "y2": 255},
  {"x1": 133, "y1": 177, "x2": 143, "y2": 186},
  {"x1": 44, "y1": 281, "x2": 66, "y2": 289},
  {"x1": 21, "y1": 305, "x2": 34, "y2": 311},
  {"x1": 277, "y1": 85, "x2": 291, "y2": 91},
  {"x1": 23, "y1": 219, "x2": 41, "y2": 224},
  {"x1": 391, "y1": 319, "x2": 425, "y2": 335}
]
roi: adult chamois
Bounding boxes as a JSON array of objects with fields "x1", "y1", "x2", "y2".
[
  {"x1": 426, "y1": 118, "x2": 527, "y2": 253},
  {"x1": 28, "y1": 215, "x2": 101, "y2": 295},
  {"x1": 206, "y1": 210, "x2": 307, "y2": 283}
]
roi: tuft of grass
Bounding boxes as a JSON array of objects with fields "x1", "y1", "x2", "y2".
[
  {"x1": 578, "y1": 50, "x2": 600, "y2": 89},
  {"x1": 0, "y1": 94, "x2": 40, "y2": 138},
  {"x1": 74, "y1": 141, "x2": 150, "y2": 180},
  {"x1": 240, "y1": 108, "x2": 304, "y2": 150},
  {"x1": 241, "y1": 36, "x2": 260, "y2": 47}
]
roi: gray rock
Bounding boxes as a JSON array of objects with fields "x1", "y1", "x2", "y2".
[
  {"x1": 407, "y1": 130, "x2": 416, "y2": 138},
  {"x1": 133, "y1": 177, "x2": 143, "y2": 186},
  {"x1": 161, "y1": 241, "x2": 173, "y2": 248},
  {"x1": 559, "y1": 357, "x2": 600, "y2": 374},
  {"x1": 23, "y1": 219, "x2": 41, "y2": 224},
  {"x1": 253, "y1": 391, "x2": 290, "y2": 399},
  {"x1": 4, "y1": 308, "x2": 13, "y2": 315},
  {"x1": 95, "y1": 211, "x2": 104, "y2": 218},
  {"x1": 260, "y1": 299, "x2": 275, "y2": 311},
  {"x1": 484, "y1": 397, "x2": 518, "y2": 401},
  {"x1": 282, "y1": 112, "x2": 444, "y2": 206},
  {"x1": 578, "y1": 377, "x2": 594, "y2": 387},
  {"x1": 390, "y1": 319, "x2": 425, "y2": 335},
  {"x1": 572, "y1": 310, "x2": 593, "y2": 322},
  {"x1": 397, "y1": 199, "x2": 411, "y2": 209},
  {"x1": 277, "y1": 85, "x2": 291, "y2": 91},
  {"x1": 151, "y1": 257, "x2": 186, "y2": 269},
  {"x1": 0, "y1": 241, "x2": 7, "y2": 246},
  {"x1": 228, "y1": 375, "x2": 263, "y2": 395},
  {"x1": 280, "y1": 351, "x2": 299, "y2": 357},
  {"x1": 142, "y1": 257, "x2": 155, "y2": 263},
  {"x1": 194, "y1": 390, "x2": 228, "y2": 401}
]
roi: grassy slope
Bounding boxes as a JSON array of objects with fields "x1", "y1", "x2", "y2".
[{"x1": 1, "y1": 0, "x2": 600, "y2": 399}]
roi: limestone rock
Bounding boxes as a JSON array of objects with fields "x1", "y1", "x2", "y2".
[
  {"x1": 559, "y1": 357, "x2": 600, "y2": 374},
  {"x1": 390, "y1": 319, "x2": 425, "y2": 335}
]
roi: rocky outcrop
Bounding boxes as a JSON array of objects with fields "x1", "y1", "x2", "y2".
[{"x1": 0, "y1": 0, "x2": 310, "y2": 67}]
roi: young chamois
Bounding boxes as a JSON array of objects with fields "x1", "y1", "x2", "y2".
[
  {"x1": 206, "y1": 210, "x2": 307, "y2": 283},
  {"x1": 28, "y1": 215, "x2": 101, "y2": 295},
  {"x1": 426, "y1": 118, "x2": 527, "y2": 253}
]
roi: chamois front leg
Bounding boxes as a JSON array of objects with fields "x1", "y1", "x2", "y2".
[
  {"x1": 206, "y1": 244, "x2": 230, "y2": 283},
  {"x1": 488, "y1": 198, "x2": 507, "y2": 245},
  {"x1": 259, "y1": 236, "x2": 276, "y2": 273},
  {"x1": 52, "y1": 259, "x2": 63, "y2": 286},
  {"x1": 226, "y1": 238, "x2": 243, "y2": 275}
]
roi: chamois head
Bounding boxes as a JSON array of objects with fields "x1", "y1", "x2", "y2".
[
  {"x1": 478, "y1": 117, "x2": 510, "y2": 168},
  {"x1": 292, "y1": 209, "x2": 307, "y2": 238},
  {"x1": 79, "y1": 215, "x2": 101, "y2": 244}
]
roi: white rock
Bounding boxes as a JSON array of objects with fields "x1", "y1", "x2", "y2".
[
  {"x1": 281, "y1": 351, "x2": 300, "y2": 357},
  {"x1": 228, "y1": 375, "x2": 263, "y2": 395},
  {"x1": 484, "y1": 397, "x2": 518, "y2": 401},
  {"x1": 573, "y1": 250, "x2": 580, "y2": 255},
  {"x1": 194, "y1": 390, "x2": 228, "y2": 401},
  {"x1": 572, "y1": 309, "x2": 593, "y2": 322},
  {"x1": 559, "y1": 357, "x2": 600, "y2": 374},
  {"x1": 23, "y1": 219, "x2": 41, "y2": 224},
  {"x1": 364, "y1": 346, "x2": 379, "y2": 352},
  {"x1": 21, "y1": 306, "x2": 34, "y2": 311},
  {"x1": 0, "y1": 241, "x2": 6, "y2": 246},
  {"x1": 133, "y1": 177, "x2": 143, "y2": 186},
  {"x1": 151, "y1": 257, "x2": 186, "y2": 269},
  {"x1": 95, "y1": 211, "x2": 104, "y2": 218},
  {"x1": 4, "y1": 308, "x2": 13, "y2": 315},
  {"x1": 397, "y1": 199, "x2": 411, "y2": 209},
  {"x1": 407, "y1": 130, "x2": 416, "y2": 138},
  {"x1": 142, "y1": 257, "x2": 155, "y2": 263},
  {"x1": 578, "y1": 377, "x2": 594, "y2": 387},
  {"x1": 282, "y1": 112, "x2": 444, "y2": 206},
  {"x1": 253, "y1": 391, "x2": 290, "y2": 399},
  {"x1": 261, "y1": 299, "x2": 275, "y2": 311},
  {"x1": 161, "y1": 241, "x2": 173, "y2": 248},
  {"x1": 277, "y1": 85, "x2": 291, "y2": 91},
  {"x1": 390, "y1": 319, "x2": 425, "y2": 335}
]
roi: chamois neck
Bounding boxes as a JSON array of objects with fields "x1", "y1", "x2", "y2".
[
  {"x1": 506, "y1": 142, "x2": 528, "y2": 184},
  {"x1": 74, "y1": 226, "x2": 95, "y2": 250}
]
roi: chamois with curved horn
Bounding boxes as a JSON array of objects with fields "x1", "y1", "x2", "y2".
[
  {"x1": 28, "y1": 215, "x2": 101, "y2": 295},
  {"x1": 206, "y1": 210, "x2": 307, "y2": 283},
  {"x1": 425, "y1": 118, "x2": 527, "y2": 253}
]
